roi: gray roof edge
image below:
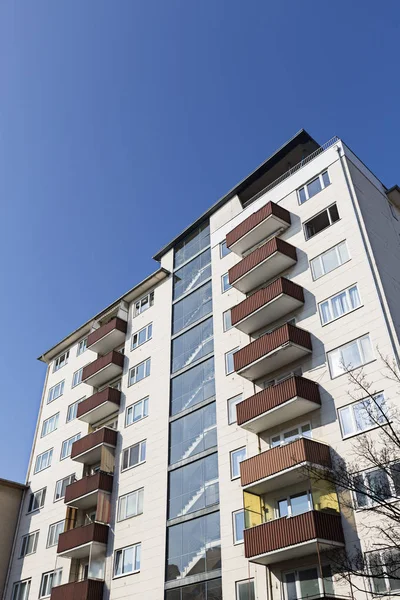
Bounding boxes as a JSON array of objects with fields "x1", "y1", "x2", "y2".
[{"x1": 0, "y1": 477, "x2": 28, "y2": 491}]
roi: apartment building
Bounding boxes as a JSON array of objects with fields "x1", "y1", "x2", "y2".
[{"x1": 5, "y1": 130, "x2": 400, "y2": 600}]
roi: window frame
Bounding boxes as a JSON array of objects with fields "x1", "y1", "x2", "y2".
[
  {"x1": 303, "y1": 203, "x2": 340, "y2": 240},
  {"x1": 134, "y1": 291, "x2": 154, "y2": 317},
  {"x1": 327, "y1": 334, "x2": 375, "y2": 379},
  {"x1": 220, "y1": 239, "x2": 231, "y2": 258},
  {"x1": 310, "y1": 240, "x2": 350, "y2": 281},
  {"x1": 66, "y1": 397, "x2": 85, "y2": 422},
  {"x1": 39, "y1": 569, "x2": 62, "y2": 599},
  {"x1": 128, "y1": 358, "x2": 151, "y2": 386},
  {"x1": 72, "y1": 367, "x2": 83, "y2": 388},
  {"x1": 19, "y1": 530, "x2": 39, "y2": 558},
  {"x1": 53, "y1": 351, "x2": 69, "y2": 372},
  {"x1": 221, "y1": 272, "x2": 232, "y2": 293},
  {"x1": 230, "y1": 446, "x2": 246, "y2": 480},
  {"x1": 113, "y1": 543, "x2": 141, "y2": 578},
  {"x1": 12, "y1": 579, "x2": 31, "y2": 600},
  {"x1": 60, "y1": 433, "x2": 81, "y2": 460},
  {"x1": 297, "y1": 170, "x2": 331, "y2": 205},
  {"x1": 225, "y1": 347, "x2": 239, "y2": 375},
  {"x1": 277, "y1": 490, "x2": 312, "y2": 518},
  {"x1": 318, "y1": 284, "x2": 362, "y2": 326},
  {"x1": 27, "y1": 487, "x2": 46, "y2": 514},
  {"x1": 353, "y1": 464, "x2": 399, "y2": 510},
  {"x1": 47, "y1": 520, "x2": 65, "y2": 548},
  {"x1": 121, "y1": 440, "x2": 147, "y2": 472},
  {"x1": 269, "y1": 421, "x2": 312, "y2": 448},
  {"x1": 233, "y1": 509, "x2": 245, "y2": 544},
  {"x1": 47, "y1": 380, "x2": 65, "y2": 404},
  {"x1": 125, "y1": 397, "x2": 149, "y2": 427},
  {"x1": 54, "y1": 474, "x2": 75, "y2": 502},
  {"x1": 367, "y1": 548, "x2": 400, "y2": 595},
  {"x1": 41, "y1": 413, "x2": 59, "y2": 437},
  {"x1": 227, "y1": 394, "x2": 243, "y2": 425},
  {"x1": 223, "y1": 309, "x2": 232, "y2": 332},
  {"x1": 236, "y1": 579, "x2": 256, "y2": 600},
  {"x1": 117, "y1": 488, "x2": 144, "y2": 521},
  {"x1": 77, "y1": 337, "x2": 87, "y2": 356},
  {"x1": 338, "y1": 392, "x2": 387, "y2": 439},
  {"x1": 34, "y1": 448, "x2": 53, "y2": 474},
  {"x1": 131, "y1": 323, "x2": 153, "y2": 351},
  {"x1": 283, "y1": 564, "x2": 334, "y2": 599}
]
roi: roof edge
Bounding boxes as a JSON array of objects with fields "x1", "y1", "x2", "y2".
[{"x1": 0, "y1": 477, "x2": 28, "y2": 491}]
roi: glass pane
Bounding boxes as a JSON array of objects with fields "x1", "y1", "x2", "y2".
[
  {"x1": 299, "y1": 567, "x2": 320, "y2": 598},
  {"x1": 339, "y1": 406, "x2": 354, "y2": 436},
  {"x1": 285, "y1": 573, "x2": 297, "y2": 600},
  {"x1": 322, "y1": 564, "x2": 334, "y2": 595},
  {"x1": 349, "y1": 285, "x2": 361, "y2": 309},
  {"x1": 169, "y1": 403, "x2": 216, "y2": 465},
  {"x1": 341, "y1": 340, "x2": 361, "y2": 370},
  {"x1": 298, "y1": 187, "x2": 307, "y2": 204},
  {"x1": 366, "y1": 469, "x2": 391, "y2": 501},
  {"x1": 172, "y1": 318, "x2": 214, "y2": 373},
  {"x1": 278, "y1": 499, "x2": 288, "y2": 517},
  {"x1": 320, "y1": 300, "x2": 331, "y2": 324},
  {"x1": 360, "y1": 335, "x2": 373, "y2": 363},
  {"x1": 171, "y1": 357, "x2": 215, "y2": 416},
  {"x1": 329, "y1": 203, "x2": 340, "y2": 223},
  {"x1": 283, "y1": 428, "x2": 300, "y2": 443},
  {"x1": 311, "y1": 257, "x2": 324, "y2": 280},
  {"x1": 174, "y1": 222, "x2": 210, "y2": 269},
  {"x1": 234, "y1": 511, "x2": 245, "y2": 543},
  {"x1": 321, "y1": 247, "x2": 339, "y2": 275},
  {"x1": 228, "y1": 395, "x2": 242, "y2": 425},
  {"x1": 337, "y1": 241, "x2": 350, "y2": 263},
  {"x1": 307, "y1": 177, "x2": 322, "y2": 198},
  {"x1": 231, "y1": 448, "x2": 246, "y2": 478},
  {"x1": 173, "y1": 249, "x2": 211, "y2": 300},
  {"x1": 331, "y1": 291, "x2": 348, "y2": 319},
  {"x1": 172, "y1": 282, "x2": 213, "y2": 334},
  {"x1": 237, "y1": 581, "x2": 255, "y2": 600},
  {"x1": 290, "y1": 493, "x2": 309, "y2": 516},
  {"x1": 322, "y1": 171, "x2": 331, "y2": 187}
]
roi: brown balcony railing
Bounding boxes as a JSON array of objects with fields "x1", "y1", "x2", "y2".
[
  {"x1": 77, "y1": 388, "x2": 121, "y2": 420},
  {"x1": 51, "y1": 579, "x2": 104, "y2": 600},
  {"x1": 231, "y1": 277, "x2": 304, "y2": 328},
  {"x1": 244, "y1": 511, "x2": 344, "y2": 559},
  {"x1": 87, "y1": 317, "x2": 127, "y2": 349},
  {"x1": 237, "y1": 376, "x2": 320, "y2": 427},
  {"x1": 226, "y1": 201, "x2": 291, "y2": 249},
  {"x1": 240, "y1": 437, "x2": 331, "y2": 488},
  {"x1": 228, "y1": 237, "x2": 297, "y2": 286},
  {"x1": 64, "y1": 472, "x2": 113, "y2": 505},
  {"x1": 82, "y1": 351, "x2": 124, "y2": 382},
  {"x1": 71, "y1": 428, "x2": 118, "y2": 461},
  {"x1": 57, "y1": 522, "x2": 109, "y2": 554},
  {"x1": 234, "y1": 323, "x2": 312, "y2": 373}
]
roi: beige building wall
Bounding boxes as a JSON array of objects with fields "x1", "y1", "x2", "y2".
[{"x1": 0, "y1": 479, "x2": 26, "y2": 600}]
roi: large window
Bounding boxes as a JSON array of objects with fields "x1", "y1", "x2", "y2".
[
  {"x1": 122, "y1": 440, "x2": 146, "y2": 471},
  {"x1": 327, "y1": 334, "x2": 374, "y2": 378},
  {"x1": 41, "y1": 413, "x2": 59, "y2": 437},
  {"x1": 168, "y1": 453, "x2": 219, "y2": 519},
  {"x1": 304, "y1": 204, "x2": 339, "y2": 240},
  {"x1": 166, "y1": 512, "x2": 221, "y2": 581},
  {"x1": 39, "y1": 569, "x2": 62, "y2": 599},
  {"x1": 114, "y1": 543, "x2": 141, "y2": 577},
  {"x1": 171, "y1": 357, "x2": 215, "y2": 416},
  {"x1": 338, "y1": 393, "x2": 387, "y2": 438},
  {"x1": 34, "y1": 449, "x2": 53, "y2": 473},
  {"x1": 134, "y1": 291, "x2": 154, "y2": 316},
  {"x1": 368, "y1": 550, "x2": 400, "y2": 595},
  {"x1": 354, "y1": 465, "x2": 400, "y2": 508},
  {"x1": 54, "y1": 474, "x2": 75, "y2": 501},
  {"x1": 47, "y1": 381, "x2": 64, "y2": 404},
  {"x1": 166, "y1": 578, "x2": 222, "y2": 600},
  {"x1": 118, "y1": 488, "x2": 144, "y2": 521},
  {"x1": 47, "y1": 520, "x2": 64, "y2": 548},
  {"x1": 233, "y1": 510, "x2": 245, "y2": 544},
  {"x1": 54, "y1": 351, "x2": 69, "y2": 372},
  {"x1": 28, "y1": 488, "x2": 46, "y2": 513},
  {"x1": 310, "y1": 241, "x2": 350, "y2": 280},
  {"x1": 298, "y1": 170, "x2": 330, "y2": 204},
  {"x1": 173, "y1": 248, "x2": 211, "y2": 301},
  {"x1": 20, "y1": 531, "x2": 39, "y2": 557},
  {"x1": 319, "y1": 284, "x2": 361, "y2": 325},
  {"x1": 129, "y1": 358, "x2": 151, "y2": 385},
  {"x1": 131, "y1": 323, "x2": 152, "y2": 350},
  {"x1": 174, "y1": 222, "x2": 210, "y2": 269},
  {"x1": 230, "y1": 447, "x2": 246, "y2": 479},
  {"x1": 236, "y1": 580, "x2": 255, "y2": 600},
  {"x1": 172, "y1": 317, "x2": 213, "y2": 373},
  {"x1": 284, "y1": 565, "x2": 334, "y2": 599},
  {"x1": 169, "y1": 402, "x2": 217, "y2": 465},
  {"x1": 126, "y1": 397, "x2": 149, "y2": 426},
  {"x1": 60, "y1": 433, "x2": 81, "y2": 460},
  {"x1": 12, "y1": 580, "x2": 31, "y2": 600},
  {"x1": 172, "y1": 281, "x2": 212, "y2": 334}
]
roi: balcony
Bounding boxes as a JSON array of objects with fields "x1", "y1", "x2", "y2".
[
  {"x1": 82, "y1": 351, "x2": 124, "y2": 388},
  {"x1": 77, "y1": 387, "x2": 121, "y2": 425},
  {"x1": 244, "y1": 511, "x2": 344, "y2": 565},
  {"x1": 240, "y1": 437, "x2": 331, "y2": 495},
  {"x1": 226, "y1": 201, "x2": 291, "y2": 256},
  {"x1": 57, "y1": 522, "x2": 109, "y2": 558},
  {"x1": 51, "y1": 580, "x2": 104, "y2": 600},
  {"x1": 236, "y1": 376, "x2": 320, "y2": 433},
  {"x1": 234, "y1": 323, "x2": 312, "y2": 381},
  {"x1": 65, "y1": 472, "x2": 113, "y2": 509},
  {"x1": 228, "y1": 237, "x2": 297, "y2": 294},
  {"x1": 71, "y1": 427, "x2": 118, "y2": 465},
  {"x1": 87, "y1": 317, "x2": 127, "y2": 355},
  {"x1": 231, "y1": 277, "x2": 304, "y2": 335}
]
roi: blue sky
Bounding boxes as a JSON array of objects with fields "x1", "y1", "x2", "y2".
[{"x1": 0, "y1": 1, "x2": 399, "y2": 481}]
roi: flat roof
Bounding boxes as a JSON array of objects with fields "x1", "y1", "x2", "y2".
[
  {"x1": 153, "y1": 129, "x2": 319, "y2": 261},
  {"x1": 0, "y1": 477, "x2": 27, "y2": 491}
]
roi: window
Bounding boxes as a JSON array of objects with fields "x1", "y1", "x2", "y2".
[
  {"x1": 131, "y1": 323, "x2": 152, "y2": 350},
  {"x1": 354, "y1": 465, "x2": 400, "y2": 509},
  {"x1": 54, "y1": 474, "x2": 75, "y2": 501},
  {"x1": 72, "y1": 368, "x2": 83, "y2": 387},
  {"x1": 319, "y1": 285, "x2": 361, "y2": 325},
  {"x1": 278, "y1": 491, "x2": 312, "y2": 517},
  {"x1": 114, "y1": 543, "x2": 141, "y2": 577},
  {"x1": 125, "y1": 397, "x2": 149, "y2": 426},
  {"x1": 284, "y1": 565, "x2": 334, "y2": 599},
  {"x1": 47, "y1": 381, "x2": 64, "y2": 404},
  {"x1": 327, "y1": 334, "x2": 374, "y2": 378},
  {"x1": 28, "y1": 488, "x2": 46, "y2": 513},
  {"x1": 263, "y1": 367, "x2": 303, "y2": 389},
  {"x1": 298, "y1": 170, "x2": 330, "y2": 204},
  {"x1": 171, "y1": 356, "x2": 215, "y2": 416},
  {"x1": 129, "y1": 358, "x2": 151, "y2": 385},
  {"x1": 225, "y1": 347, "x2": 239, "y2": 375},
  {"x1": 168, "y1": 453, "x2": 219, "y2": 519},
  {"x1": 174, "y1": 222, "x2": 210, "y2": 269},
  {"x1": 304, "y1": 204, "x2": 340, "y2": 240},
  {"x1": 39, "y1": 569, "x2": 62, "y2": 598},
  {"x1": 230, "y1": 447, "x2": 246, "y2": 479},
  {"x1": 172, "y1": 281, "x2": 212, "y2": 335},
  {"x1": 122, "y1": 440, "x2": 146, "y2": 471},
  {"x1": 310, "y1": 241, "x2": 350, "y2": 280},
  {"x1": 166, "y1": 579, "x2": 222, "y2": 600},
  {"x1": 166, "y1": 512, "x2": 220, "y2": 581},
  {"x1": 12, "y1": 580, "x2": 31, "y2": 600},
  {"x1": 66, "y1": 397, "x2": 85, "y2": 422},
  {"x1": 221, "y1": 272, "x2": 232, "y2": 293},
  {"x1": 223, "y1": 309, "x2": 232, "y2": 332},
  {"x1": 368, "y1": 549, "x2": 400, "y2": 595},
  {"x1": 170, "y1": 402, "x2": 217, "y2": 465},
  {"x1": 34, "y1": 449, "x2": 53, "y2": 473},
  {"x1": 233, "y1": 510, "x2": 245, "y2": 544},
  {"x1": 270, "y1": 423, "x2": 311, "y2": 447},
  {"x1": 134, "y1": 291, "x2": 154, "y2": 316},
  {"x1": 228, "y1": 394, "x2": 243, "y2": 425},
  {"x1": 220, "y1": 239, "x2": 231, "y2": 258},
  {"x1": 118, "y1": 488, "x2": 144, "y2": 521},
  {"x1": 173, "y1": 248, "x2": 211, "y2": 301},
  {"x1": 20, "y1": 531, "x2": 39, "y2": 557},
  {"x1": 77, "y1": 338, "x2": 87, "y2": 356},
  {"x1": 41, "y1": 413, "x2": 59, "y2": 437},
  {"x1": 47, "y1": 520, "x2": 64, "y2": 548},
  {"x1": 338, "y1": 393, "x2": 388, "y2": 438},
  {"x1": 172, "y1": 317, "x2": 214, "y2": 373},
  {"x1": 60, "y1": 433, "x2": 81, "y2": 460},
  {"x1": 236, "y1": 580, "x2": 255, "y2": 600},
  {"x1": 53, "y1": 351, "x2": 69, "y2": 372}
]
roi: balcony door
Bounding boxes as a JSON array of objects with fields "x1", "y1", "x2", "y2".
[{"x1": 284, "y1": 565, "x2": 334, "y2": 599}]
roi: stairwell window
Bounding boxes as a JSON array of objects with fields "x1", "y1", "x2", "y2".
[
  {"x1": 114, "y1": 543, "x2": 141, "y2": 577},
  {"x1": 118, "y1": 488, "x2": 144, "y2": 521},
  {"x1": 310, "y1": 241, "x2": 350, "y2": 280},
  {"x1": 54, "y1": 474, "x2": 75, "y2": 501},
  {"x1": 227, "y1": 394, "x2": 243, "y2": 425},
  {"x1": 125, "y1": 397, "x2": 149, "y2": 426},
  {"x1": 319, "y1": 285, "x2": 361, "y2": 325},
  {"x1": 47, "y1": 520, "x2": 64, "y2": 548},
  {"x1": 122, "y1": 440, "x2": 146, "y2": 471},
  {"x1": 338, "y1": 393, "x2": 388, "y2": 438},
  {"x1": 169, "y1": 402, "x2": 217, "y2": 465},
  {"x1": 230, "y1": 447, "x2": 246, "y2": 479},
  {"x1": 129, "y1": 359, "x2": 151, "y2": 386},
  {"x1": 72, "y1": 367, "x2": 83, "y2": 388},
  {"x1": 12, "y1": 580, "x2": 31, "y2": 600},
  {"x1": 233, "y1": 509, "x2": 245, "y2": 544},
  {"x1": 225, "y1": 347, "x2": 239, "y2": 375},
  {"x1": 53, "y1": 351, "x2": 69, "y2": 372},
  {"x1": 298, "y1": 171, "x2": 330, "y2": 204},
  {"x1": 39, "y1": 569, "x2": 62, "y2": 599},
  {"x1": 172, "y1": 317, "x2": 214, "y2": 373},
  {"x1": 304, "y1": 204, "x2": 340, "y2": 240},
  {"x1": 172, "y1": 281, "x2": 212, "y2": 335},
  {"x1": 41, "y1": 413, "x2": 59, "y2": 437},
  {"x1": 134, "y1": 291, "x2": 154, "y2": 316},
  {"x1": 60, "y1": 433, "x2": 81, "y2": 460},
  {"x1": 28, "y1": 488, "x2": 46, "y2": 513},
  {"x1": 131, "y1": 323, "x2": 152, "y2": 350},
  {"x1": 20, "y1": 531, "x2": 39, "y2": 557},
  {"x1": 34, "y1": 449, "x2": 53, "y2": 473},
  {"x1": 327, "y1": 334, "x2": 374, "y2": 379},
  {"x1": 47, "y1": 381, "x2": 64, "y2": 404}
]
